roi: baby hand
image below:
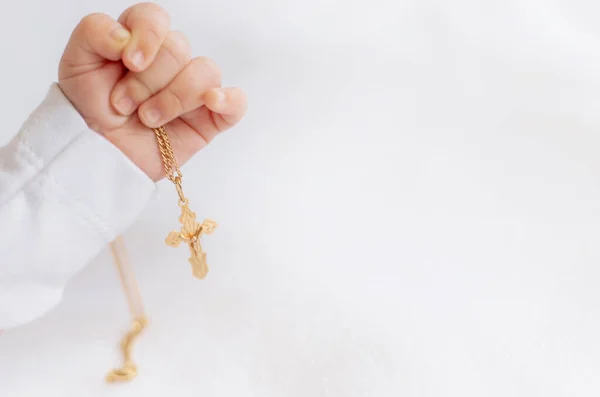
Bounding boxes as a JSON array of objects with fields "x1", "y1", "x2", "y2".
[{"x1": 58, "y1": 3, "x2": 247, "y2": 181}]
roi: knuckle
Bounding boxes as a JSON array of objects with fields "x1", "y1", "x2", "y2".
[
  {"x1": 78, "y1": 13, "x2": 108, "y2": 32},
  {"x1": 191, "y1": 56, "x2": 222, "y2": 88},
  {"x1": 129, "y1": 75, "x2": 154, "y2": 98},
  {"x1": 144, "y1": 27, "x2": 162, "y2": 49},
  {"x1": 164, "y1": 31, "x2": 192, "y2": 68},
  {"x1": 133, "y1": 2, "x2": 171, "y2": 30},
  {"x1": 166, "y1": 87, "x2": 185, "y2": 114}
]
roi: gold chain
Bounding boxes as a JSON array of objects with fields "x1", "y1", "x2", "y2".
[
  {"x1": 106, "y1": 125, "x2": 217, "y2": 383},
  {"x1": 106, "y1": 236, "x2": 147, "y2": 383},
  {"x1": 155, "y1": 125, "x2": 218, "y2": 280},
  {"x1": 153, "y1": 125, "x2": 187, "y2": 204}
]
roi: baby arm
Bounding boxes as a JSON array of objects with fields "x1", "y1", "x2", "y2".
[{"x1": 0, "y1": 3, "x2": 246, "y2": 330}]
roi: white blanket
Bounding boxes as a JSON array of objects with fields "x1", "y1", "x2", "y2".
[{"x1": 1, "y1": 0, "x2": 598, "y2": 395}]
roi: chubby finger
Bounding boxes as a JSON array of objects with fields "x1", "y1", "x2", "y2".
[
  {"x1": 118, "y1": 3, "x2": 171, "y2": 72},
  {"x1": 203, "y1": 87, "x2": 248, "y2": 129},
  {"x1": 131, "y1": 88, "x2": 246, "y2": 181},
  {"x1": 59, "y1": 13, "x2": 131, "y2": 79},
  {"x1": 178, "y1": 87, "x2": 248, "y2": 143},
  {"x1": 111, "y1": 31, "x2": 191, "y2": 115},
  {"x1": 138, "y1": 56, "x2": 222, "y2": 128}
]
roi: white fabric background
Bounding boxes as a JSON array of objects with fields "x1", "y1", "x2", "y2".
[{"x1": 1, "y1": 0, "x2": 600, "y2": 396}]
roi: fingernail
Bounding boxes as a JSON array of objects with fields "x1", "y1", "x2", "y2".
[
  {"x1": 130, "y1": 50, "x2": 145, "y2": 69},
  {"x1": 143, "y1": 108, "x2": 161, "y2": 125},
  {"x1": 110, "y1": 25, "x2": 130, "y2": 43},
  {"x1": 214, "y1": 90, "x2": 227, "y2": 103},
  {"x1": 114, "y1": 96, "x2": 135, "y2": 115}
]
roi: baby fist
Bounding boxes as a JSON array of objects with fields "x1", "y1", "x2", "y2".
[{"x1": 58, "y1": 3, "x2": 247, "y2": 181}]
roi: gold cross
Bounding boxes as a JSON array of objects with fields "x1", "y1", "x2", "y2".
[{"x1": 165, "y1": 202, "x2": 217, "y2": 279}]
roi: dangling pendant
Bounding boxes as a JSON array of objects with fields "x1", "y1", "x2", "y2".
[
  {"x1": 153, "y1": 125, "x2": 218, "y2": 279},
  {"x1": 165, "y1": 198, "x2": 217, "y2": 279}
]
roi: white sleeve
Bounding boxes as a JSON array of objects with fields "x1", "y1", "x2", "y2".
[{"x1": 0, "y1": 84, "x2": 156, "y2": 330}]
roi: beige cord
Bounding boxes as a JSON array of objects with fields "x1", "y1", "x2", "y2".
[{"x1": 106, "y1": 236, "x2": 148, "y2": 383}]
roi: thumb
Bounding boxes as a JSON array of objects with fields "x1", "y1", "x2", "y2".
[{"x1": 59, "y1": 13, "x2": 130, "y2": 80}]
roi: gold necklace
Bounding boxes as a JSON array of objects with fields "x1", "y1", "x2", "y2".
[
  {"x1": 106, "y1": 236, "x2": 147, "y2": 383},
  {"x1": 154, "y1": 125, "x2": 218, "y2": 280},
  {"x1": 105, "y1": 125, "x2": 217, "y2": 383}
]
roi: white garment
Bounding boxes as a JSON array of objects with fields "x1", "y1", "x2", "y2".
[{"x1": 0, "y1": 84, "x2": 156, "y2": 330}]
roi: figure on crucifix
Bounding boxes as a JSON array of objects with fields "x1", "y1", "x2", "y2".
[{"x1": 165, "y1": 203, "x2": 217, "y2": 279}]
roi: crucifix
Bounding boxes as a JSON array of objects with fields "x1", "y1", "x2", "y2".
[
  {"x1": 154, "y1": 124, "x2": 218, "y2": 279},
  {"x1": 165, "y1": 203, "x2": 217, "y2": 279},
  {"x1": 105, "y1": 125, "x2": 218, "y2": 383}
]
